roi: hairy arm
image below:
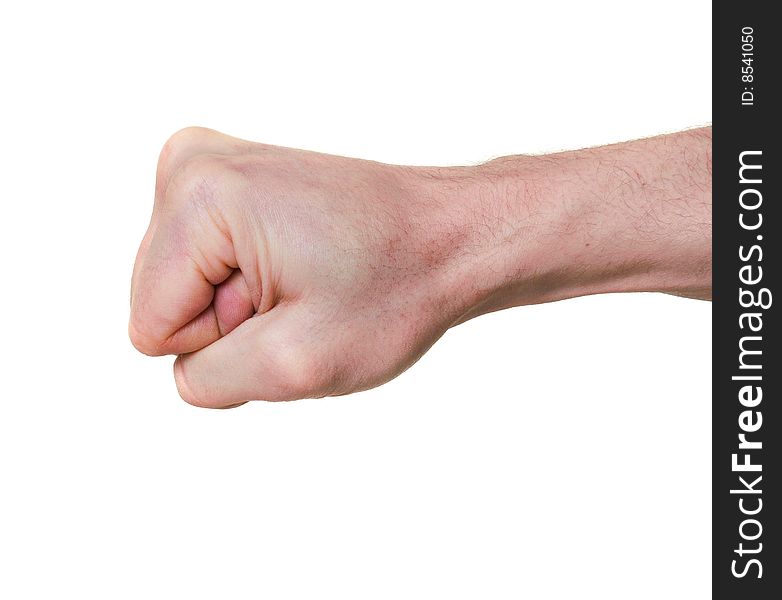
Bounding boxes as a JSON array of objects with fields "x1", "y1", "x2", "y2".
[
  {"x1": 130, "y1": 127, "x2": 711, "y2": 407},
  {"x1": 433, "y1": 127, "x2": 712, "y2": 325}
]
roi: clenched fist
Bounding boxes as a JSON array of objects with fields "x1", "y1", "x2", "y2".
[
  {"x1": 130, "y1": 128, "x2": 482, "y2": 407},
  {"x1": 130, "y1": 127, "x2": 712, "y2": 407}
]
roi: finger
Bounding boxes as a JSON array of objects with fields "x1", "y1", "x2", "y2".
[
  {"x1": 131, "y1": 128, "x2": 252, "y2": 305},
  {"x1": 155, "y1": 127, "x2": 252, "y2": 202},
  {"x1": 213, "y1": 269, "x2": 255, "y2": 336},
  {"x1": 174, "y1": 304, "x2": 335, "y2": 408},
  {"x1": 129, "y1": 156, "x2": 242, "y2": 355},
  {"x1": 152, "y1": 268, "x2": 255, "y2": 355}
]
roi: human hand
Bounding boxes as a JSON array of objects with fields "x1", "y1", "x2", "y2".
[
  {"x1": 129, "y1": 128, "x2": 483, "y2": 407},
  {"x1": 130, "y1": 127, "x2": 711, "y2": 407}
]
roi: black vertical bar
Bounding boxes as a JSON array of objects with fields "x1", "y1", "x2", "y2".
[{"x1": 713, "y1": 3, "x2": 779, "y2": 599}]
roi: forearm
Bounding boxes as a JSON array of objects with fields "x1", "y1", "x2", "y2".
[{"x1": 413, "y1": 128, "x2": 712, "y2": 324}]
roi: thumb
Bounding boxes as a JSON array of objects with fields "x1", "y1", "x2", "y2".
[{"x1": 174, "y1": 303, "x2": 337, "y2": 408}]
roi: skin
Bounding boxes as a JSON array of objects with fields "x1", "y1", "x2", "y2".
[{"x1": 130, "y1": 126, "x2": 712, "y2": 408}]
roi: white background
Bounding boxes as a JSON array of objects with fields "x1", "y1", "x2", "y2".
[{"x1": 1, "y1": 1, "x2": 711, "y2": 598}]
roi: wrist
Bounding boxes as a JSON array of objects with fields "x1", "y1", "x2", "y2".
[
  {"x1": 403, "y1": 161, "x2": 561, "y2": 323},
  {"x1": 421, "y1": 160, "x2": 592, "y2": 321}
]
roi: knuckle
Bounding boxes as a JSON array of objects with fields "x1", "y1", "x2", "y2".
[
  {"x1": 157, "y1": 127, "x2": 215, "y2": 182},
  {"x1": 128, "y1": 318, "x2": 167, "y2": 357},
  {"x1": 164, "y1": 154, "x2": 228, "y2": 209},
  {"x1": 271, "y1": 343, "x2": 334, "y2": 400}
]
